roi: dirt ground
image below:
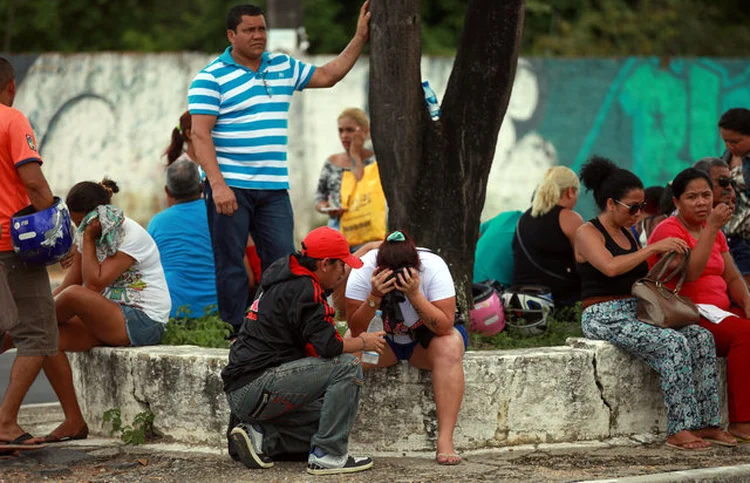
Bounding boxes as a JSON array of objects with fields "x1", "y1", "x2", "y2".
[{"x1": 2, "y1": 439, "x2": 750, "y2": 483}]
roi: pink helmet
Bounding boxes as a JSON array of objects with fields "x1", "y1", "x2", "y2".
[{"x1": 469, "y1": 283, "x2": 506, "y2": 336}]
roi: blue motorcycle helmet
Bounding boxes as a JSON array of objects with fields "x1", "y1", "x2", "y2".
[{"x1": 11, "y1": 197, "x2": 74, "y2": 265}]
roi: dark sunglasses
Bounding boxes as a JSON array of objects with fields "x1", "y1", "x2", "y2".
[
  {"x1": 615, "y1": 199, "x2": 647, "y2": 216},
  {"x1": 716, "y1": 176, "x2": 732, "y2": 188}
]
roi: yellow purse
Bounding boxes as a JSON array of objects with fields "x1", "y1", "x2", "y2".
[{"x1": 339, "y1": 162, "x2": 387, "y2": 246}]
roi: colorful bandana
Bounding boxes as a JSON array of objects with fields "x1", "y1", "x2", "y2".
[{"x1": 76, "y1": 205, "x2": 125, "y2": 262}]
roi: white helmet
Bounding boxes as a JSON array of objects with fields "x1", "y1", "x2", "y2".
[{"x1": 501, "y1": 285, "x2": 554, "y2": 336}]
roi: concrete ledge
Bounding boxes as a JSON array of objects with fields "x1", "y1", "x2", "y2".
[{"x1": 68, "y1": 339, "x2": 726, "y2": 453}]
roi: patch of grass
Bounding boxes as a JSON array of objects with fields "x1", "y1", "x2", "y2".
[
  {"x1": 103, "y1": 408, "x2": 156, "y2": 445},
  {"x1": 468, "y1": 303, "x2": 583, "y2": 350},
  {"x1": 162, "y1": 305, "x2": 232, "y2": 349}
]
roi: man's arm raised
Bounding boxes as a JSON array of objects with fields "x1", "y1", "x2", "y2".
[{"x1": 306, "y1": 0, "x2": 371, "y2": 88}]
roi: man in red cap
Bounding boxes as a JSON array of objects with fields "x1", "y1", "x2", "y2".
[{"x1": 221, "y1": 227, "x2": 385, "y2": 476}]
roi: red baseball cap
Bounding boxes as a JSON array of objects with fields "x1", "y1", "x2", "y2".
[{"x1": 301, "y1": 227, "x2": 363, "y2": 269}]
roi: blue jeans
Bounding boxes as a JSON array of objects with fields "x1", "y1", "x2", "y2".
[
  {"x1": 226, "y1": 355, "x2": 363, "y2": 458},
  {"x1": 204, "y1": 183, "x2": 295, "y2": 330}
]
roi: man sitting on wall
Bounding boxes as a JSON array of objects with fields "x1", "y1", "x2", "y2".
[
  {"x1": 147, "y1": 159, "x2": 218, "y2": 318},
  {"x1": 222, "y1": 227, "x2": 385, "y2": 476}
]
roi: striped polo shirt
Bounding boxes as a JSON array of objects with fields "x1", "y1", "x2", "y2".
[{"x1": 188, "y1": 47, "x2": 315, "y2": 190}]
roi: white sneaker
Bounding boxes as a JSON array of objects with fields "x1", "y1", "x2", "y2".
[
  {"x1": 230, "y1": 424, "x2": 274, "y2": 469},
  {"x1": 306, "y1": 449, "x2": 373, "y2": 475}
]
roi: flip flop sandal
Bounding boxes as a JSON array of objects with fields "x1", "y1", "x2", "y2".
[
  {"x1": 666, "y1": 440, "x2": 712, "y2": 451},
  {"x1": 702, "y1": 437, "x2": 738, "y2": 447},
  {"x1": 436, "y1": 453, "x2": 462, "y2": 465},
  {"x1": 43, "y1": 427, "x2": 89, "y2": 444},
  {"x1": 0, "y1": 432, "x2": 47, "y2": 450}
]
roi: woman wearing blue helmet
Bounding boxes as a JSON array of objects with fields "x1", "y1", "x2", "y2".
[{"x1": 42, "y1": 179, "x2": 170, "y2": 442}]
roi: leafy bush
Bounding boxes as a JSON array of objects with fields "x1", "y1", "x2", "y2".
[
  {"x1": 468, "y1": 303, "x2": 583, "y2": 351},
  {"x1": 162, "y1": 305, "x2": 233, "y2": 349},
  {"x1": 103, "y1": 408, "x2": 155, "y2": 445}
]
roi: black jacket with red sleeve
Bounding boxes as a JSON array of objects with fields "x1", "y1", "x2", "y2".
[{"x1": 221, "y1": 254, "x2": 344, "y2": 393}]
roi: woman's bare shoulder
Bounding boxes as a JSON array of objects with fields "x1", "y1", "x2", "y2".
[{"x1": 328, "y1": 153, "x2": 350, "y2": 167}]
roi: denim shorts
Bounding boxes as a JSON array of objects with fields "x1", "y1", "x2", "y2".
[
  {"x1": 120, "y1": 305, "x2": 165, "y2": 346},
  {"x1": 386, "y1": 325, "x2": 468, "y2": 361}
]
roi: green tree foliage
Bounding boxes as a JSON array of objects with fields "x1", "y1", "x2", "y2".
[
  {"x1": 0, "y1": 0, "x2": 265, "y2": 53},
  {"x1": 1, "y1": 0, "x2": 749, "y2": 56},
  {"x1": 529, "y1": 0, "x2": 750, "y2": 56}
]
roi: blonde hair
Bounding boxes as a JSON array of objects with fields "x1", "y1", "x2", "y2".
[
  {"x1": 338, "y1": 107, "x2": 370, "y2": 131},
  {"x1": 531, "y1": 166, "x2": 580, "y2": 217}
]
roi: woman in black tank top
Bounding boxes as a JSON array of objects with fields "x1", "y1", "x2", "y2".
[
  {"x1": 576, "y1": 156, "x2": 736, "y2": 450},
  {"x1": 512, "y1": 166, "x2": 583, "y2": 306}
]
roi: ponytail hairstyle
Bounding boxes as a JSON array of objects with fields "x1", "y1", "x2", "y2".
[
  {"x1": 164, "y1": 111, "x2": 192, "y2": 165},
  {"x1": 66, "y1": 178, "x2": 120, "y2": 213},
  {"x1": 531, "y1": 166, "x2": 579, "y2": 217},
  {"x1": 376, "y1": 230, "x2": 421, "y2": 271},
  {"x1": 580, "y1": 156, "x2": 643, "y2": 211}
]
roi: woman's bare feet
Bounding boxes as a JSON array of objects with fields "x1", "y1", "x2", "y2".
[
  {"x1": 693, "y1": 427, "x2": 737, "y2": 447},
  {"x1": 729, "y1": 422, "x2": 750, "y2": 441},
  {"x1": 666, "y1": 430, "x2": 711, "y2": 451},
  {"x1": 435, "y1": 438, "x2": 461, "y2": 465}
]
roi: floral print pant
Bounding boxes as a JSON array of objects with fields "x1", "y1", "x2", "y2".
[{"x1": 582, "y1": 298, "x2": 721, "y2": 435}]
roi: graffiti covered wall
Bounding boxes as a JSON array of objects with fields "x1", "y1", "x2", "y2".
[{"x1": 9, "y1": 54, "x2": 750, "y2": 236}]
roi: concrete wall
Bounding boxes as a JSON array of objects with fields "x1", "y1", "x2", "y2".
[
  {"x1": 68, "y1": 340, "x2": 727, "y2": 452},
  {"x1": 10, "y1": 54, "x2": 750, "y2": 235}
]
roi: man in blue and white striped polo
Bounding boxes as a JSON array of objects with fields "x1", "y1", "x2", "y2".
[{"x1": 189, "y1": 2, "x2": 372, "y2": 335}]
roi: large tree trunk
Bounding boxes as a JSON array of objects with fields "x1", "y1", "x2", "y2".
[{"x1": 369, "y1": 0, "x2": 525, "y2": 311}]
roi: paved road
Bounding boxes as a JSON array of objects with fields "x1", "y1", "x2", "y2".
[{"x1": 0, "y1": 350, "x2": 56, "y2": 405}]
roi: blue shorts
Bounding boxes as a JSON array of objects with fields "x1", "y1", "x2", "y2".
[
  {"x1": 386, "y1": 325, "x2": 468, "y2": 361},
  {"x1": 120, "y1": 305, "x2": 165, "y2": 347}
]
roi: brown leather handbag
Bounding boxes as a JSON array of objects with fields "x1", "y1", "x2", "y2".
[{"x1": 631, "y1": 251, "x2": 700, "y2": 329}]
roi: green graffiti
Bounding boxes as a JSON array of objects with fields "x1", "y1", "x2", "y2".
[
  {"x1": 562, "y1": 58, "x2": 750, "y2": 192},
  {"x1": 619, "y1": 61, "x2": 688, "y2": 185}
]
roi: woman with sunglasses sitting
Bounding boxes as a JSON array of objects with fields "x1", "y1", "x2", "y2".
[
  {"x1": 576, "y1": 156, "x2": 736, "y2": 450},
  {"x1": 344, "y1": 230, "x2": 467, "y2": 465},
  {"x1": 649, "y1": 167, "x2": 750, "y2": 443}
]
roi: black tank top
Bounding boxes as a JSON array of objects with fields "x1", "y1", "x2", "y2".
[
  {"x1": 512, "y1": 205, "x2": 580, "y2": 303},
  {"x1": 578, "y1": 217, "x2": 648, "y2": 299}
]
